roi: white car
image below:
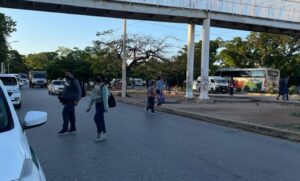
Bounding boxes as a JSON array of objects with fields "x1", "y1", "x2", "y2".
[
  {"x1": 19, "y1": 73, "x2": 29, "y2": 85},
  {"x1": 194, "y1": 76, "x2": 228, "y2": 93},
  {"x1": 0, "y1": 74, "x2": 22, "y2": 109},
  {"x1": 0, "y1": 80, "x2": 47, "y2": 181},
  {"x1": 48, "y1": 80, "x2": 65, "y2": 95}
]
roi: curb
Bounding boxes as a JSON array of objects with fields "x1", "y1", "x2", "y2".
[{"x1": 117, "y1": 98, "x2": 300, "y2": 142}]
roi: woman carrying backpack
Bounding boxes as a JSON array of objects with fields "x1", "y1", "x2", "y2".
[{"x1": 86, "y1": 75, "x2": 109, "y2": 142}]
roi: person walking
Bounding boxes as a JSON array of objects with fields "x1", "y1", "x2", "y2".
[
  {"x1": 276, "y1": 78, "x2": 285, "y2": 100},
  {"x1": 58, "y1": 71, "x2": 82, "y2": 135},
  {"x1": 146, "y1": 80, "x2": 156, "y2": 114},
  {"x1": 86, "y1": 75, "x2": 109, "y2": 142},
  {"x1": 228, "y1": 78, "x2": 235, "y2": 96},
  {"x1": 283, "y1": 76, "x2": 289, "y2": 100},
  {"x1": 156, "y1": 76, "x2": 164, "y2": 106}
]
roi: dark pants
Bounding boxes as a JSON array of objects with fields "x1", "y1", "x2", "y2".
[
  {"x1": 229, "y1": 87, "x2": 234, "y2": 96},
  {"x1": 94, "y1": 102, "x2": 106, "y2": 134},
  {"x1": 156, "y1": 89, "x2": 162, "y2": 105},
  {"x1": 62, "y1": 102, "x2": 76, "y2": 131},
  {"x1": 147, "y1": 96, "x2": 155, "y2": 113}
]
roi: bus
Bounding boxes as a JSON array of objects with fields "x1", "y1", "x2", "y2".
[{"x1": 215, "y1": 68, "x2": 280, "y2": 92}]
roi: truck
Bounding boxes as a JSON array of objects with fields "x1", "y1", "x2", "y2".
[{"x1": 29, "y1": 71, "x2": 47, "y2": 88}]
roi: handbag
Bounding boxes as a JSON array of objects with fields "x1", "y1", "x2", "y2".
[
  {"x1": 101, "y1": 84, "x2": 116, "y2": 108},
  {"x1": 108, "y1": 92, "x2": 116, "y2": 108}
]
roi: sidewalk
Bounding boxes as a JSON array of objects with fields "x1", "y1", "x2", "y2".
[{"x1": 115, "y1": 91, "x2": 300, "y2": 142}]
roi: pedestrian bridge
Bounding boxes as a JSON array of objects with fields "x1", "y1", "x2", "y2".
[
  {"x1": 1, "y1": 0, "x2": 299, "y2": 35},
  {"x1": 1, "y1": 0, "x2": 299, "y2": 100}
]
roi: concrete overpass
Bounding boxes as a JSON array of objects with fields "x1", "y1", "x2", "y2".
[
  {"x1": 1, "y1": 0, "x2": 299, "y2": 35},
  {"x1": 1, "y1": 0, "x2": 299, "y2": 99}
]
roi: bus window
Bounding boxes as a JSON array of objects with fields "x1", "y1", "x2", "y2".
[
  {"x1": 251, "y1": 70, "x2": 265, "y2": 77},
  {"x1": 268, "y1": 70, "x2": 279, "y2": 77}
]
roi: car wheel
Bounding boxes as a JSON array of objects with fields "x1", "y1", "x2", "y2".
[{"x1": 15, "y1": 103, "x2": 21, "y2": 109}]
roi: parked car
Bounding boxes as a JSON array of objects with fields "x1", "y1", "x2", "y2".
[
  {"x1": 0, "y1": 80, "x2": 47, "y2": 181},
  {"x1": 194, "y1": 76, "x2": 228, "y2": 93},
  {"x1": 129, "y1": 78, "x2": 145, "y2": 86},
  {"x1": 0, "y1": 74, "x2": 22, "y2": 109},
  {"x1": 110, "y1": 79, "x2": 122, "y2": 89},
  {"x1": 48, "y1": 80, "x2": 65, "y2": 95}
]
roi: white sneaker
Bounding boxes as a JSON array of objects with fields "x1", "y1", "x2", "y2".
[
  {"x1": 101, "y1": 133, "x2": 107, "y2": 140},
  {"x1": 94, "y1": 133, "x2": 106, "y2": 142}
]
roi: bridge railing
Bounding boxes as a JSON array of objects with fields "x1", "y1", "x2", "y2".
[{"x1": 113, "y1": 0, "x2": 300, "y2": 23}]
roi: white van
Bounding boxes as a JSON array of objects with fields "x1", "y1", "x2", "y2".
[
  {"x1": 130, "y1": 78, "x2": 145, "y2": 86},
  {"x1": 0, "y1": 74, "x2": 22, "y2": 109},
  {"x1": 194, "y1": 76, "x2": 228, "y2": 93}
]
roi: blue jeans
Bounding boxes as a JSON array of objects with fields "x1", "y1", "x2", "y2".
[
  {"x1": 94, "y1": 102, "x2": 106, "y2": 134},
  {"x1": 62, "y1": 102, "x2": 76, "y2": 131}
]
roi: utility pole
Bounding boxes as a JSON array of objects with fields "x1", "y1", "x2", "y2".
[{"x1": 121, "y1": 19, "x2": 127, "y2": 99}]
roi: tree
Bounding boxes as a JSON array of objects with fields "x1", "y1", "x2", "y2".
[
  {"x1": 219, "y1": 37, "x2": 258, "y2": 68},
  {"x1": 7, "y1": 50, "x2": 27, "y2": 73},
  {"x1": 219, "y1": 32, "x2": 300, "y2": 85},
  {"x1": 0, "y1": 13, "x2": 16, "y2": 64},
  {"x1": 25, "y1": 52, "x2": 55, "y2": 71},
  {"x1": 93, "y1": 30, "x2": 173, "y2": 80},
  {"x1": 172, "y1": 38, "x2": 223, "y2": 86}
]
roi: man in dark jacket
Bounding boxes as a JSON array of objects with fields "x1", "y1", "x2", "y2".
[{"x1": 58, "y1": 71, "x2": 82, "y2": 134}]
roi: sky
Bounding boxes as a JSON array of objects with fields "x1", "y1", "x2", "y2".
[{"x1": 1, "y1": 7, "x2": 250, "y2": 56}]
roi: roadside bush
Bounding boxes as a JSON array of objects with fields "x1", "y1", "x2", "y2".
[
  {"x1": 289, "y1": 86, "x2": 297, "y2": 95},
  {"x1": 267, "y1": 85, "x2": 277, "y2": 94}
]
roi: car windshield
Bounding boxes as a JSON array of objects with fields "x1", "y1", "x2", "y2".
[
  {"x1": 53, "y1": 81, "x2": 64, "y2": 85},
  {"x1": 33, "y1": 74, "x2": 46, "y2": 79},
  {"x1": 0, "y1": 77, "x2": 18, "y2": 86},
  {"x1": 0, "y1": 89, "x2": 13, "y2": 133}
]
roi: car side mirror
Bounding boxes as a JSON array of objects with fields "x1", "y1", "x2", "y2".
[{"x1": 23, "y1": 111, "x2": 47, "y2": 130}]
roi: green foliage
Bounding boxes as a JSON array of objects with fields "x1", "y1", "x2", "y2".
[
  {"x1": 25, "y1": 52, "x2": 54, "y2": 70},
  {"x1": 0, "y1": 14, "x2": 16, "y2": 63},
  {"x1": 267, "y1": 84, "x2": 277, "y2": 94},
  {"x1": 8, "y1": 50, "x2": 27, "y2": 73},
  {"x1": 288, "y1": 86, "x2": 297, "y2": 95},
  {"x1": 219, "y1": 32, "x2": 300, "y2": 85}
]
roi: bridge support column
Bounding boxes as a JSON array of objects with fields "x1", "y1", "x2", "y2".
[
  {"x1": 185, "y1": 24, "x2": 195, "y2": 98},
  {"x1": 199, "y1": 18, "x2": 211, "y2": 100}
]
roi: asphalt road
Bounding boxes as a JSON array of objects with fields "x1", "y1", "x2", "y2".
[{"x1": 17, "y1": 86, "x2": 300, "y2": 181}]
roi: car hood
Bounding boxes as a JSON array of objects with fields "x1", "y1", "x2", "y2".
[
  {"x1": 53, "y1": 85, "x2": 64, "y2": 88},
  {"x1": 5, "y1": 85, "x2": 19, "y2": 92},
  {"x1": 0, "y1": 130, "x2": 26, "y2": 180},
  {"x1": 215, "y1": 83, "x2": 228, "y2": 86}
]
